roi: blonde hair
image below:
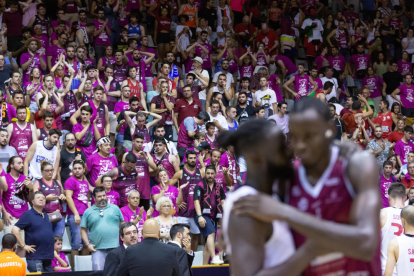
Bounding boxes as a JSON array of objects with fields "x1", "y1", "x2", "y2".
[{"x1": 155, "y1": 196, "x2": 173, "y2": 212}]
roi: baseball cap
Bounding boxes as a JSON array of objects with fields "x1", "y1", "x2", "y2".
[
  {"x1": 195, "y1": 141, "x2": 211, "y2": 151},
  {"x1": 191, "y1": 56, "x2": 203, "y2": 64},
  {"x1": 197, "y1": 111, "x2": 210, "y2": 122}
]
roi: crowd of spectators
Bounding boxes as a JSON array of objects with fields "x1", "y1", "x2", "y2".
[{"x1": 0, "y1": 0, "x2": 412, "y2": 274}]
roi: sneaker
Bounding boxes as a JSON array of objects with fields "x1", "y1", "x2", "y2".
[{"x1": 211, "y1": 255, "x2": 224, "y2": 265}]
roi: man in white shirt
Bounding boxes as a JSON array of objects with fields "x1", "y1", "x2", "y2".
[
  {"x1": 212, "y1": 59, "x2": 234, "y2": 89},
  {"x1": 189, "y1": 57, "x2": 210, "y2": 111},
  {"x1": 144, "y1": 124, "x2": 178, "y2": 158},
  {"x1": 267, "y1": 101, "x2": 289, "y2": 134},
  {"x1": 255, "y1": 76, "x2": 277, "y2": 118},
  {"x1": 301, "y1": 7, "x2": 324, "y2": 61},
  {"x1": 216, "y1": 16, "x2": 233, "y2": 47},
  {"x1": 202, "y1": 100, "x2": 228, "y2": 134},
  {"x1": 320, "y1": 66, "x2": 339, "y2": 102}
]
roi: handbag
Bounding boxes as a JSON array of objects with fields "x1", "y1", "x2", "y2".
[
  {"x1": 81, "y1": 125, "x2": 93, "y2": 147},
  {"x1": 47, "y1": 209, "x2": 63, "y2": 223}
]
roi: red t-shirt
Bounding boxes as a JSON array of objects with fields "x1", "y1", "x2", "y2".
[
  {"x1": 387, "y1": 130, "x2": 404, "y2": 142},
  {"x1": 156, "y1": 16, "x2": 172, "y2": 33},
  {"x1": 173, "y1": 97, "x2": 202, "y2": 125},
  {"x1": 235, "y1": 23, "x2": 256, "y2": 47},
  {"x1": 152, "y1": 78, "x2": 177, "y2": 93},
  {"x1": 376, "y1": 111, "x2": 393, "y2": 138},
  {"x1": 256, "y1": 29, "x2": 278, "y2": 56},
  {"x1": 34, "y1": 110, "x2": 58, "y2": 129}
]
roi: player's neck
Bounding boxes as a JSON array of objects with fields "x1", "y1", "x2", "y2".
[
  {"x1": 128, "y1": 203, "x2": 137, "y2": 211},
  {"x1": 390, "y1": 198, "x2": 405, "y2": 209},
  {"x1": 10, "y1": 169, "x2": 20, "y2": 178},
  {"x1": 304, "y1": 148, "x2": 332, "y2": 182},
  {"x1": 184, "y1": 164, "x2": 195, "y2": 172},
  {"x1": 245, "y1": 172, "x2": 273, "y2": 194}
]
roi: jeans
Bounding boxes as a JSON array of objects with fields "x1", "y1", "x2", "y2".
[
  {"x1": 92, "y1": 248, "x2": 114, "y2": 270},
  {"x1": 27, "y1": 259, "x2": 53, "y2": 272},
  {"x1": 116, "y1": 133, "x2": 125, "y2": 146},
  {"x1": 52, "y1": 216, "x2": 66, "y2": 237},
  {"x1": 68, "y1": 214, "x2": 84, "y2": 250},
  {"x1": 339, "y1": 49, "x2": 351, "y2": 62},
  {"x1": 200, "y1": 99, "x2": 206, "y2": 111},
  {"x1": 354, "y1": 79, "x2": 363, "y2": 89}
]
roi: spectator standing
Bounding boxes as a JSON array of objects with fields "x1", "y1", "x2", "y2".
[
  {"x1": 81, "y1": 186, "x2": 124, "y2": 271},
  {"x1": 350, "y1": 44, "x2": 371, "y2": 91},
  {"x1": 235, "y1": 92, "x2": 255, "y2": 123},
  {"x1": 0, "y1": 55, "x2": 14, "y2": 92},
  {"x1": 367, "y1": 126, "x2": 391, "y2": 173},
  {"x1": 174, "y1": 84, "x2": 203, "y2": 128},
  {"x1": 256, "y1": 77, "x2": 278, "y2": 118},
  {"x1": 2, "y1": 1, "x2": 23, "y2": 52},
  {"x1": 65, "y1": 160, "x2": 90, "y2": 267},
  {"x1": 0, "y1": 234, "x2": 26, "y2": 275},
  {"x1": 103, "y1": 222, "x2": 139, "y2": 276},
  {"x1": 168, "y1": 224, "x2": 194, "y2": 275},
  {"x1": 256, "y1": 23, "x2": 278, "y2": 56},
  {"x1": 0, "y1": 129, "x2": 17, "y2": 170},
  {"x1": 94, "y1": 9, "x2": 112, "y2": 62},
  {"x1": 329, "y1": 104, "x2": 347, "y2": 141},
  {"x1": 395, "y1": 126, "x2": 414, "y2": 167},
  {"x1": 72, "y1": 106, "x2": 102, "y2": 158},
  {"x1": 391, "y1": 74, "x2": 414, "y2": 118},
  {"x1": 12, "y1": 191, "x2": 54, "y2": 272},
  {"x1": 267, "y1": 101, "x2": 289, "y2": 135},
  {"x1": 123, "y1": 110, "x2": 161, "y2": 150},
  {"x1": 235, "y1": 15, "x2": 256, "y2": 56},
  {"x1": 379, "y1": 15, "x2": 395, "y2": 59},
  {"x1": 58, "y1": 133, "x2": 87, "y2": 187},
  {"x1": 383, "y1": 61, "x2": 403, "y2": 108},
  {"x1": 379, "y1": 161, "x2": 397, "y2": 208},
  {"x1": 20, "y1": 38, "x2": 47, "y2": 87}
]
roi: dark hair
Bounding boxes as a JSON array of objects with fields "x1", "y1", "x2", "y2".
[
  {"x1": 154, "y1": 124, "x2": 165, "y2": 132},
  {"x1": 254, "y1": 106, "x2": 264, "y2": 114},
  {"x1": 105, "y1": 64, "x2": 114, "y2": 72},
  {"x1": 42, "y1": 111, "x2": 54, "y2": 121},
  {"x1": 101, "y1": 175, "x2": 112, "y2": 183},
  {"x1": 81, "y1": 105, "x2": 93, "y2": 115},
  {"x1": 329, "y1": 103, "x2": 336, "y2": 110},
  {"x1": 39, "y1": 97, "x2": 52, "y2": 106},
  {"x1": 93, "y1": 85, "x2": 104, "y2": 93},
  {"x1": 16, "y1": 106, "x2": 27, "y2": 113},
  {"x1": 133, "y1": 133, "x2": 144, "y2": 141},
  {"x1": 12, "y1": 90, "x2": 24, "y2": 98},
  {"x1": 277, "y1": 101, "x2": 287, "y2": 109},
  {"x1": 186, "y1": 73, "x2": 196, "y2": 80},
  {"x1": 241, "y1": 77, "x2": 250, "y2": 83},
  {"x1": 7, "y1": 156, "x2": 21, "y2": 173},
  {"x1": 79, "y1": 10, "x2": 86, "y2": 15},
  {"x1": 2, "y1": 233, "x2": 17, "y2": 249},
  {"x1": 205, "y1": 165, "x2": 216, "y2": 173},
  {"x1": 324, "y1": 82, "x2": 334, "y2": 90},
  {"x1": 49, "y1": 129, "x2": 62, "y2": 137},
  {"x1": 185, "y1": 150, "x2": 197, "y2": 159},
  {"x1": 381, "y1": 100, "x2": 390, "y2": 109},
  {"x1": 36, "y1": 3, "x2": 46, "y2": 9},
  {"x1": 206, "y1": 122, "x2": 215, "y2": 130},
  {"x1": 352, "y1": 100, "x2": 361, "y2": 111},
  {"x1": 120, "y1": 222, "x2": 138, "y2": 237},
  {"x1": 93, "y1": 186, "x2": 106, "y2": 198},
  {"x1": 125, "y1": 152, "x2": 138, "y2": 164},
  {"x1": 170, "y1": 223, "x2": 190, "y2": 240},
  {"x1": 129, "y1": 96, "x2": 139, "y2": 104},
  {"x1": 32, "y1": 190, "x2": 45, "y2": 201},
  {"x1": 115, "y1": 145, "x2": 127, "y2": 164},
  {"x1": 54, "y1": 235, "x2": 63, "y2": 243},
  {"x1": 73, "y1": 159, "x2": 84, "y2": 169},
  {"x1": 210, "y1": 100, "x2": 220, "y2": 107},
  {"x1": 404, "y1": 126, "x2": 414, "y2": 133}
]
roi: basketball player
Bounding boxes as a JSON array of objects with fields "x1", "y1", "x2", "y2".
[
  {"x1": 384, "y1": 205, "x2": 414, "y2": 275},
  {"x1": 380, "y1": 183, "x2": 406, "y2": 276},
  {"x1": 232, "y1": 99, "x2": 381, "y2": 275}
]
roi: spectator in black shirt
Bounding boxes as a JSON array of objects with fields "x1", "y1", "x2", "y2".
[
  {"x1": 58, "y1": 133, "x2": 87, "y2": 187},
  {"x1": 383, "y1": 61, "x2": 403, "y2": 109},
  {"x1": 198, "y1": 0, "x2": 217, "y2": 32},
  {"x1": 236, "y1": 92, "x2": 255, "y2": 124},
  {"x1": 379, "y1": 15, "x2": 395, "y2": 59}
]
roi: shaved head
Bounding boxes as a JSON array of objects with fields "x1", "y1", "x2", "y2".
[
  {"x1": 401, "y1": 205, "x2": 414, "y2": 226},
  {"x1": 142, "y1": 219, "x2": 160, "y2": 239}
]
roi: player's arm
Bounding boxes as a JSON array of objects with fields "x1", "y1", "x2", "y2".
[
  {"x1": 383, "y1": 238, "x2": 399, "y2": 276},
  {"x1": 233, "y1": 151, "x2": 380, "y2": 261}
]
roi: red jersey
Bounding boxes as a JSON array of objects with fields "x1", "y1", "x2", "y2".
[
  {"x1": 288, "y1": 146, "x2": 381, "y2": 276},
  {"x1": 127, "y1": 79, "x2": 142, "y2": 100},
  {"x1": 376, "y1": 111, "x2": 393, "y2": 138},
  {"x1": 387, "y1": 131, "x2": 404, "y2": 142}
]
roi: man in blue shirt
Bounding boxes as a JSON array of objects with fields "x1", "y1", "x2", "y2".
[
  {"x1": 81, "y1": 186, "x2": 124, "y2": 271},
  {"x1": 12, "y1": 191, "x2": 54, "y2": 272}
]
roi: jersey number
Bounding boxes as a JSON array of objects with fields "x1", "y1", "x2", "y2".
[{"x1": 392, "y1": 222, "x2": 403, "y2": 236}]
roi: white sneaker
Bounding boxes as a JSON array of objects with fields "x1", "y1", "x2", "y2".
[{"x1": 211, "y1": 255, "x2": 224, "y2": 265}]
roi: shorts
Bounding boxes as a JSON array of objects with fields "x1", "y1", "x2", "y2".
[
  {"x1": 59, "y1": 129, "x2": 70, "y2": 146},
  {"x1": 28, "y1": 101, "x2": 39, "y2": 114},
  {"x1": 4, "y1": 217, "x2": 25, "y2": 241},
  {"x1": 108, "y1": 111, "x2": 117, "y2": 134},
  {"x1": 304, "y1": 37, "x2": 322, "y2": 57},
  {"x1": 194, "y1": 215, "x2": 216, "y2": 239},
  {"x1": 177, "y1": 216, "x2": 201, "y2": 234},
  {"x1": 157, "y1": 32, "x2": 170, "y2": 44},
  {"x1": 67, "y1": 214, "x2": 85, "y2": 250}
]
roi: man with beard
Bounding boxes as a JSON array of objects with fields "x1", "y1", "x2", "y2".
[
  {"x1": 24, "y1": 129, "x2": 61, "y2": 181},
  {"x1": 139, "y1": 36, "x2": 158, "y2": 91},
  {"x1": 36, "y1": 111, "x2": 55, "y2": 140},
  {"x1": 0, "y1": 129, "x2": 17, "y2": 170},
  {"x1": 47, "y1": 32, "x2": 67, "y2": 70},
  {"x1": 165, "y1": 51, "x2": 185, "y2": 89},
  {"x1": 81, "y1": 186, "x2": 124, "y2": 271},
  {"x1": 195, "y1": 31, "x2": 213, "y2": 79},
  {"x1": 177, "y1": 73, "x2": 208, "y2": 100},
  {"x1": 144, "y1": 124, "x2": 179, "y2": 157},
  {"x1": 103, "y1": 222, "x2": 140, "y2": 276},
  {"x1": 367, "y1": 126, "x2": 391, "y2": 174},
  {"x1": 234, "y1": 77, "x2": 254, "y2": 106},
  {"x1": 93, "y1": 9, "x2": 112, "y2": 62},
  {"x1": 20, "y1": 38, "x2": 47, "y2": 87},
  {"x1": 232, "y1": 99, "x2": 381, "y2": 275},
  {"x1": 206, "y1": 74, "x2": 233, "y2": 108},
  {"x1": 194, "y1": 165, "x2": 226, "y2": 265},
  {"x1": 96, "y1": 153, "x2": 139, "y2": 208},
  {"x1": 212, "y1": 59, "x2": 233, "y2": 91},
  {"x1": 172, "y1": 150, "x2": 206, "y2": 251},
  {"x1": 58, "y1": 133, "x2": 87, "y2": 187},
  {"x1": 112, "y1": 50, "x2": 129, "y2": 86},
  {"x1": 328, "y1": 104, "x2": 347, "y2": 141},
  {"x1": 284, "y1": 64, "x2": 317, "y2": 102},
  {"x1": 168, "y1": 224, "x2": 195, "y2": 275},
  {"x1": 0, "y1": 156, "x2": 31, "y2": 258},
  {"x1": 7, "y1": 106, "x2": 37, "y2": 161},
  {"x1": 205, "y1": 149, "x2": 232, "y2": 192},
  {"x1": 126, "y1": 49, "x2": 155, "y2": 93},
  {"x1": 123, "y1": 110, "x2": 162, "y2": 150},
  {"x1": 174, "y1": 84, "x2": 203, "y2": 131},
  {"x1": 71, "y1": 10, "x2": 88, "y2": 37},
  {"x1": 65, "y1": 160, "x2": 90, "y2": 266}
]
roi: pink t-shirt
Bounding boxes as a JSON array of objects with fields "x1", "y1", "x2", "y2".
[
  {"x1": 350, "y1": 54, "x2": 370, "y2": 79},
  {"x1": 239, "y1": 65, "x2": 254, "y2": 79},
  {"x1": 65, "y1": 177, "x2": 89, "y2": 216},
  {"x1": 328, "y1": 55, "x2": 346, "y2": 72},
  {"x1": 294, "y1": 74, "x2": 310, "y2": 100},
  {"x1": 398, "y1": 60, "x2": 412, "y2": 76},
  {"x1": 151, "y1": 185, "x2": 179, "y2": 217},
  {"x1": 47, "y1": 45, "x2": 66, "y2": 67},
  {"x1": 308, "y1": 77, "x2": 323, "y2": 93},
  {"x1": 256, "y1": 53, "x2": 268, "y2": 67},
  {"x1": 73, "y1": 123, "x2": 97, "y2": 158},
  {"x1": 2, "y1": 173, "x2": 29, "y2": 218},
  {"x1": 395, "y1": 139, "x2": 414, "y2": 165},
  {"x1": 52, "y1": 252, "x2": 70, "y2": 272},
  {"x1": 380, "y1": 174, "x2": 396, "y2": 208},
  {"x1": 196, "y1": 43, "x2": 213, "y2": 69},
  {"x1": 267, "y1": 74, "x2": 283, "y2": 102},
  {"x1": 362, "y1": 76, "x2": 384, "y2": 98},
  {"x1": 230, "y1": 0, "x2": 245, "y2": 12},
  {"x1": 398, "y1": 84, "x2": 414, "y2": 109},
  {"x1": 314, "y1": 55, "x2": 327, "y2": 71},
  {"x1": 218, "y1": 152, "x2": 239, "y2": 188},
  {"x1": 32, "y1": 35, "x2": 49, "y2": 55},
  {"x1": 138, "y1": 47, "x2": 158, "y2": 78},
  {"x1": 20, "y1": 53, "x2": 46, "y2": 86},
  {"x1": 93, "y1": 20, "x2": 112, "y2": 46},
  {"x1": 120, "y1": 205, "x2": 147, "y2": 242},
  {"x1": 86, "y1": 153, "x2": 119, "y2": 187},
  {"x1": 114, "y1": 101, "x2": 131, "y2": 134}
]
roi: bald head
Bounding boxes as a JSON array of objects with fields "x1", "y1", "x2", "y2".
[
  {"x1": 401, "y1": 205, "x2": 414, "y2": 227},
  {"x1": 142, "y1": 219, "x2": 160, "y2": 239}
]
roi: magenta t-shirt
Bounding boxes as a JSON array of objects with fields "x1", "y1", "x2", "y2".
[
  {"x1": 380, "y1": 174, "x2": 396, "y2": 208},
  {"x1": 196, "y1": 43, "x2": 213, "y2": 70},
  {"x1": 151, "y1": 185, "x2": 179, "y2": 217},
  {"x1": 267, "y1": 74, "x2": 283, "y2": 102},
  {"x1": 184, "y1": 56, "x2": 195, "y2": 73},
  {"x1": 350, "y1": 54, "x2": 370, "y2": 79},
  {"x1": 52, "y1": 252, "x2": 70, "y2": 272},
  {"x1": 65, "y1": 176, "x2": 89, "y2": 216},
  {"x1": 2, "y1": 173, "x2": 29, "y2": 218},
  {"x1": 33, "y1": 35, "x2": 49, "y2": 55},
  {"x1": 256, "y1": 53, "x2": 268, "y2": 67},
  {"x1": 91, "y1": 190, "x2": 120, "y2": 206},
  {"x1": 398, "y1": 60, "x2": 412, "y2": 76},
  {"x1": 398, "y1": 84, "x2": 414, "y2": 108},
  {"x1": 114, "y1": 101, "x2": 130, "y2": 134},
  {"x1": 328, "y1": 55, "x2": 346, "y2": 72},
  {"x1": 120, "y1": 205, "x2": 147, "y2": 242},
  {"x1": 20, "y1": 53, "x2": 46, "y2": 86},
  {"x1": 138, "y1": 47, "x2": 158, "y2": 78},
  {"x1": 73, "y1": 123, "x2": 97, "y2": 158},
  {"x1": 93, "y1": 20, "x2": 112, "y2": 46},
  {"x1": 395, "y1": 139, "x2": 414, "y2": 165},
  {"x1": 218, "y1": 152, "x2": 239, "y2": 188},
  {"x1": 275, "y1": 55, "x2": 297, "y2": 76},
  {"x1": 294, "y1": 74, "x2": 310, "y2": 100},
  {"x1": 47, "y1": 45, "x2": 66, "y2": 67},
  {"x1": 362, "y1": 76, "x2": 384, "y2": 98},
  {"x1": 86, "y1": 153, "x2": 118, "y2": 187},
  {"x1": 239, "y1": 65, "x2": 254, "y2": 79},
  {"x1": 314, "y1": 55, "x2": 327, "y2": 71},
  {"x1": 223, "y1": 49, "x2": 239, "y2": 73},
  {"x1": 308, "y1": 77, "x2": 322, "y2": 93}
]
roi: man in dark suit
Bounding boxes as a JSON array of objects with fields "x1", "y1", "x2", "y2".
[
  {"x1": 103, "y1": 222, "x2": 138, "y2": 276},
  {"x1": 116, "y1": 219, "x2": 186, "y2": 276},
  {"x1": 168, "y1": 224, "x2": 194, "y2": 276}
]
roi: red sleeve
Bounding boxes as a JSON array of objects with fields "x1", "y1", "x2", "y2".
[
  {"x1": 34, "y1": 111, "x2": 40, "y2": 120},
  {"x1": 53, "y1": 110, "x2": 58, "y2": 118},
  {"x1": 387, "y1": 132, "x2": 396, "y2": 142},
  {"x1": 152, "y1": 77, "x2": 157, "y2": 88},
  {"x1": 372, "y1": 117, "x2": 381, "y2": 125},
  {"x1": 171, "y1": 80, "x2": 177, "y2": 91}
]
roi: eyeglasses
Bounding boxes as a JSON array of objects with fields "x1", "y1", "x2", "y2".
[
  {"x1": 43, "y1": 169, "x2": 53, "y2": 173},
  {"x1": 100, "y1": 209, "x2": 104, "y2": 217}
]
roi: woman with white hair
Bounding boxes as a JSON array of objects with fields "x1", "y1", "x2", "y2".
[{"x1": 155, "y1": 196, "x2": 177, "y2": 243}]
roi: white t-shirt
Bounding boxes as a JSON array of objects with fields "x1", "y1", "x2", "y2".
[
  {"x1": 212, "y1": 71, "x2": 234, "y2": 89},
  {"x1": 200, "y1": 112, "x2": 228, "y2": 132},
  {"x1": 402, "y1": 37, "x2": 414, "y2": 54},
  {"x1": 216, "y1": 25, "x2": 233, "y2": 47},
  {"x1": 0, "y1": 145, "x2": 18, "y2": 170},
  {"x1": 267, "y1": 114, "x2": 290, "y2": 134},
  {"x1": 320, "y1": 76, "x2": 339, "y2": 102},
  {"x1": 144, "y1": 140, "x2": 178, "y2": 156},
  {"x1": 189, "y1": 69, "x2": 210, "y2": 100},
  {"x1": 255, "y1": 89, "x2": 277, "y2": 112},
  {"x1": 301, "y1": 18, "x2": 324, "y2": 42}
]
